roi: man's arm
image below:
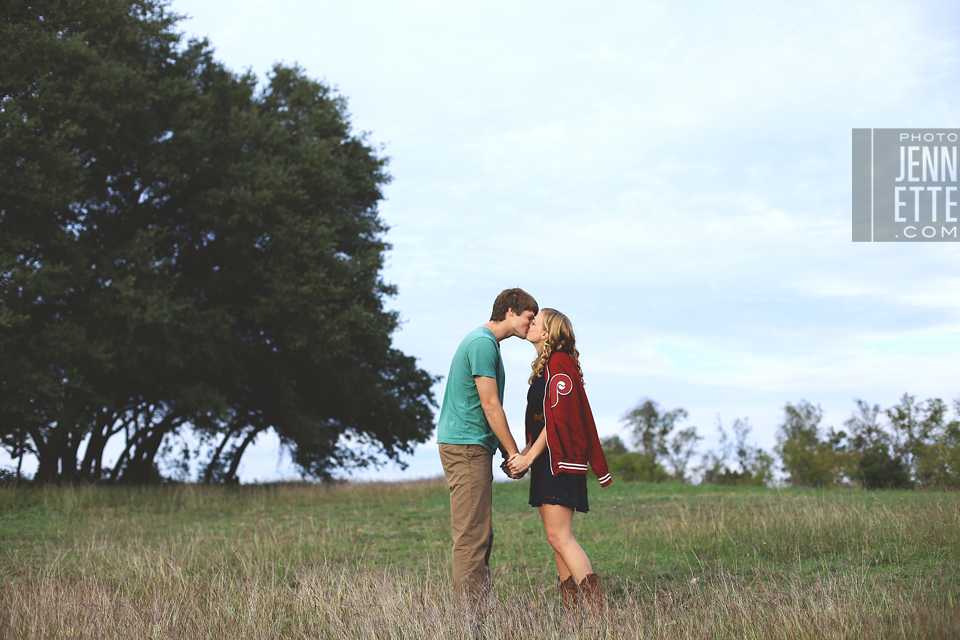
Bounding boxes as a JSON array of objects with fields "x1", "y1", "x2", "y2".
[{"x1": 474, "y1": 376, "x2": 519, "y2": 458}]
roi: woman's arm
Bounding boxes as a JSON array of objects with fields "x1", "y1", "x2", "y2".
[{"x1": 508, "y1": 428, "x2": 548, "y2": 475}]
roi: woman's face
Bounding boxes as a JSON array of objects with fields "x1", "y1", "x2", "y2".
[{"x1": 526, "y1": 311, "x2": 548, "y2": 346}]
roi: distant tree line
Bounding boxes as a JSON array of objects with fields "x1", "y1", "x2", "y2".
[
  {"x1": 602, "y1": 394, "x2": 960, "y2": 489},
  {"x1": 0, "y1": 0, "x2": 437, "y2": 484}
]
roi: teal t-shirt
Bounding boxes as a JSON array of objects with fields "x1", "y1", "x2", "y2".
[{"x1": 436, "y1": 327, "x2": 505, "y2": 454}]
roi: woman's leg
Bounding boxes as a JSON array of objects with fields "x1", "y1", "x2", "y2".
[
  {"x1": 539, "y1": 504, "x2": 593, "y2": 582},
  {"x1": 552, "y1": 549, "x2": 571, "y2": 581}
]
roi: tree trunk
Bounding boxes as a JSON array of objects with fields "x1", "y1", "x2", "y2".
[
  {"x1": 61, "y1": 427, "x2": 82, "y2": 483},
  {"x1": 82, "y1": 414, "x2": 123, "y2": 481},
  {"x1": 225, "y1": 428, "x2": 262, "y2": 483},
  {"x1": 80, "y1": 417, "x2": 108, "y2": 480},
  {"x1": 30, "y1": 427, "x2": 59, "y2": 484},
  {"x1": 119, "y1": 413, "x2": 178, "y2": 483},
  {"x1": 109, "y1": 418, "x2": 147, "y2": 481},
  {"x1": 203, "y1": 427, "x2": 238, "y2": 484}
]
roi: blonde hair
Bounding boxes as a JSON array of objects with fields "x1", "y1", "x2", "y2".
[{"x1": 529, "y1": 308, "x2": 584, "y2": 384}]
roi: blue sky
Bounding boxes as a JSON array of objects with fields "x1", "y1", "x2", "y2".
[{"x1": 6, "y1": 0, "x2": 959, "y2": 482}]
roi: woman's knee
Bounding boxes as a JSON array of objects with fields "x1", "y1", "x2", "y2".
[{"x1": 545, "y1": 529, "x2": 574, "y2": 551}]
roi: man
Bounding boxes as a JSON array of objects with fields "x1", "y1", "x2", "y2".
[{"x1": 437, "y1": 287, "x2": 539, "y2": 602}]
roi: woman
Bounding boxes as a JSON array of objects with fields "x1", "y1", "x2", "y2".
[{"x1": 507, "y1": 308, "x2": 611, "y2": 610}]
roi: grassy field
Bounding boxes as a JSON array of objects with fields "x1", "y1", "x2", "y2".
[{"x1": 1, "y1": 478, "x2": 958, "y2": 638}]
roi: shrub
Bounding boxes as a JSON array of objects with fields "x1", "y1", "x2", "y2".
[{"x1": 607, "y1": 452, "x2": 670, "y2": 483}]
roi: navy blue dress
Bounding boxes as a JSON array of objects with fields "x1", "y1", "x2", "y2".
[{"x1": 527, "y1": 375, "x2": 589, "y2": 513}]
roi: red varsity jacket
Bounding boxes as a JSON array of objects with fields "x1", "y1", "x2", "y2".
[{"x1": 527, "y1": 351, "x2": 612, "y2": 487}]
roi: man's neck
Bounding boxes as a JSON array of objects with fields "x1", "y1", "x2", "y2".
[{"x1": 482, "y1": 320, "x2": 512, "y2": 342}]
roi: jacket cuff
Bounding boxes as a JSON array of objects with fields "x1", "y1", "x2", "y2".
[{"x1": 597, "y1": 472, "x2": 612, "y2": 486}]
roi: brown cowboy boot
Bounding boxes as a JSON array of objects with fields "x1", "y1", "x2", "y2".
[
  {"x1": 579, "y1": 573, "x2": 608, "y2": 614},
  {"x1": 560, "y1": 575, "x2": 581, "y2": 610}
]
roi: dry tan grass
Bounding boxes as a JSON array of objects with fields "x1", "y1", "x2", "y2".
[
  {"x1": 3, "y1": 548, "x2": 958, "y2": 639},
  {"x1": 2, "y1": 526, "x2": 958, "y2": 638},
  {"x1": 1, "y1": 482, "x2": 958, "y2": 638}
]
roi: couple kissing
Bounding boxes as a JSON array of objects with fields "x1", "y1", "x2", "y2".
[{"x1": 436, "y1": 287, "x2": 611, "y2": 613}]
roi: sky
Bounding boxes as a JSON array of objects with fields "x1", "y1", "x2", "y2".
[{"x1": 5, "y1": 0, "x2": 959, "y2": 482}]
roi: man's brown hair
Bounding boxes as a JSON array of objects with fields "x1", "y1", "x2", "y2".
[{"x1": 489, "y1": 288, "x2": 539, "y2": 322}]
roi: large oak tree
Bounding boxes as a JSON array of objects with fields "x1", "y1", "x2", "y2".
[{"x1": 0, "y1": 0, "x2": 437, "y2": 482}]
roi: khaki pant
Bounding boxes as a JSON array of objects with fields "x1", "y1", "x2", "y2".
[{"x1": 439, "y1": 443, "x2": 494, "y2": 601}]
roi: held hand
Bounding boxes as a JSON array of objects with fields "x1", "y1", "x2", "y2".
[
  {"x1": 500, "y1": 454, "x2": 527, "y2": 480},
  {"x1": 508, "y1": 453, "x2": 532, "y2": 476},
  {"x1": 509, "y1": 452, "x2": 529, "y2": 479}
]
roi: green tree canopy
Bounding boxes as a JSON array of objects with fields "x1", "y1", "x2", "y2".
[
  {"x1": 617, "y1": 397, "x2": 691, "y2": 481},
  {"x1": 775, "y1": 400, "x2": 849, "y2": 488},
  {"x1": 699, "y1": 416, "x2": 772, "y2": 487},
  {"x1": 884, "y1": 393, "x2": 956, "y2": 488},
  {"x1": 844, "y1": 399, "x2": 908, "y2": 488},
  {"x1": 622, "y1": 399, "x2": 688, "y2": 461},
  {"x1": 0, "y1": 0, "x2": 437, "y2": 483}
]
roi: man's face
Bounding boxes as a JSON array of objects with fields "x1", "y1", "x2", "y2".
[
  {"x1": 526, "y1": 311, "x2": 547, "y2": 346},
  {"x1": 507, "y1": 309, "x2": 536, "y2": 339}
]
